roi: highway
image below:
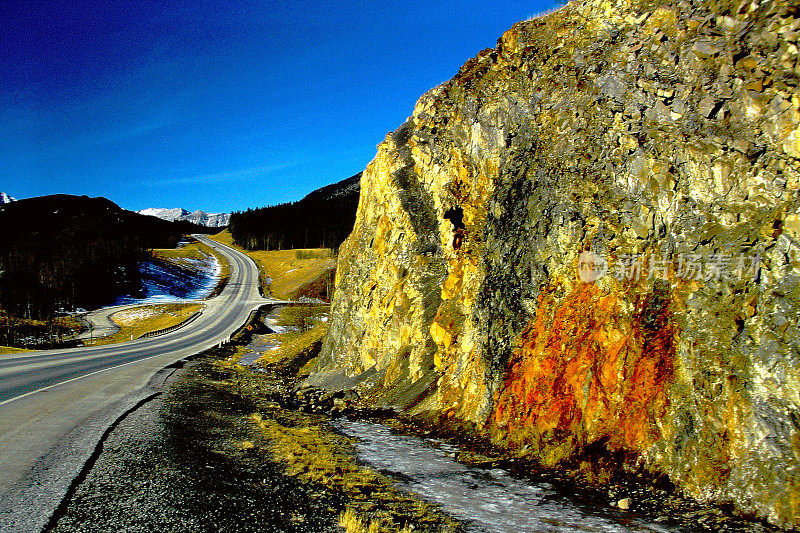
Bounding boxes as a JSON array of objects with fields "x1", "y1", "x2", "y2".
[{"x1": 0, "y1": 235, "x2": 271, "y2": 531}]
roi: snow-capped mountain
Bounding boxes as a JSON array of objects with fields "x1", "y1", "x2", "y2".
[
  {"x1": 184, "y1": 210, "x2": 230, "y2": 227},
  {"x1": 137, "y1": 207, "x2": 230, "y2": 228},
  {"x1": 138, "y1": 207, "x2": 186, "y2": 222},
  {"x1": 0, "y1": 192, "x2": 17, "y2": 204}
]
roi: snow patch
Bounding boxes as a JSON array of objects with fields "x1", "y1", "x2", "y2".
[
  {"x1": 0, "y1": 192, "x2": 16, "y2": 204},
  {"x1": 113, "y1": 255, "x2": 220, "y2": 306},
  {"x1": 113, "y1": 307, "x2": 160, "y2": 325}
]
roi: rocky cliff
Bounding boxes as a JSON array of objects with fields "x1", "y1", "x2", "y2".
[{"x1": 313, "y1": 0, "x2": 800, "y2": 527}]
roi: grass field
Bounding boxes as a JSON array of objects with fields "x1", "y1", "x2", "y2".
[
  {"x1": 209, "y1": 230, "x2": 336, "y2": 300},
  {"x1": 244, "y1": 305, "x2": 329, "y2": 368},
  {"x1": 85, "y1": 303, "x2": 204, "y2": 346}
]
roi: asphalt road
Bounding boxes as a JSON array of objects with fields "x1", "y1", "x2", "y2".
[{"x1": 0, "y1": 235, "x2": 273, "y2": 532}]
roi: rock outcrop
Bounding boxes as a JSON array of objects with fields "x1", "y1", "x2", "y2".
[{"x1": 313, "y1": 0, "x2": 800, "y2": 527}]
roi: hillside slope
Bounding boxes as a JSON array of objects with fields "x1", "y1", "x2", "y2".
[
  {"x1": 0, "y1": 195, "x2": 211, "y2": 319},
  {"x1": 313, "y1": 0, "x2": 800, "y2": 527}
]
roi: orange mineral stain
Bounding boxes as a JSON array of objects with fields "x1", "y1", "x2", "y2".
[{"x1": 492, "y1": 281, "x2": 676, "y2": 460}]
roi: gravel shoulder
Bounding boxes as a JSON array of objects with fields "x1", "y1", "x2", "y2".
[{"x1": 48, "y1": 351, "x2": 343, "y2": 532}]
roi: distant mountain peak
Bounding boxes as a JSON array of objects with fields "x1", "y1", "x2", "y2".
[
  {"x1": 137, "y1": 207, "x2": 230, "y2": 228},
  {"x1": 138, "y1": 207, "x2": 188, "y2": 220},
  {"x1": 0, "y1": 192, "x2": 17, "y2": 204}
]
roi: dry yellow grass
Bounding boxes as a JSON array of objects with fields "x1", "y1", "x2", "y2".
[
  {"x1": 209, "y1": 229, "x2": 335, "y2": 300},
  {"x1": 251, "y1": 316, "x2": 328, "y2": 369},
  {"x1": 0, "y1": 313, "x2": 83, "y2": 351},
  {"x1": 86, "y1": 303, "x2": 203, "y2": 346},
  {"x1": 249, "y1": 411, "x2": 446, "y2": 532},
  {"x1": 338, "y1": 508, "x2": 415, "y2": 533},
  {"x1": 0, "y1": 346, "x2": 33, "y2": 354},
  {"x1": 222, "y1": 306, "x2": 328, "y2": 370},
  {"x1": 0, "y1": 312, "x2": 82, "y2": 331},
  {"x1": 208, "y1": 228, "x2": 236, "y2": 247},
  {"x1": 222, "y1": 304, "x2": 456, "y2": 532}
]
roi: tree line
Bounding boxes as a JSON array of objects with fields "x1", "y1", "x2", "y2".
[{"x1": 229, "y1": 173, "x2": 360, "y2": 252}]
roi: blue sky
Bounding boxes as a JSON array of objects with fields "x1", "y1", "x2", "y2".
[{"x1": 1, "y1": 0, "x2": 558, "y2": 213}]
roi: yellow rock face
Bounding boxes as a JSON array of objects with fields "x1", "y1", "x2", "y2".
[{"x1": 314, "y1": 0, "x2": 800, "y2": 528}]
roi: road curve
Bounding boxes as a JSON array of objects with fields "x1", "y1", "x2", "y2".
[{"x1": 0, "y1": 235, "x2": 271, "y2": 532}]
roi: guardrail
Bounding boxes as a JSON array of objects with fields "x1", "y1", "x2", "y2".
[{"x1": 137, "y1": 311, "x2": 203, "y2": 339}]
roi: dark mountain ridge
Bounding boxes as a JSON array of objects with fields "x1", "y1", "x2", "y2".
[{"x1": 300, "y1": 173, "x2": 360, "y2": 203}]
